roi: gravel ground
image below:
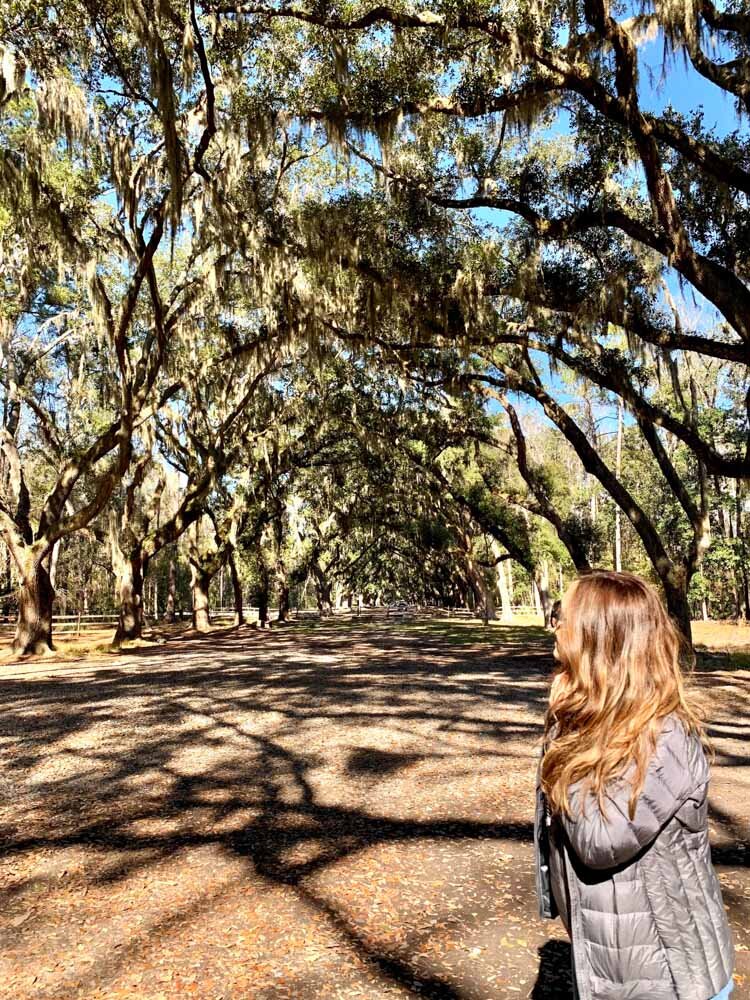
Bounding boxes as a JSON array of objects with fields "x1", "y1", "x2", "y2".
[{"x1": 0, "y1": 619, "x2": 747, "y2": 1000}]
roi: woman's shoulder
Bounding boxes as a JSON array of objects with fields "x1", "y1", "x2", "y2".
[
  {"x1": 655, "y1": 713, "x2": 709, "y2": 787},
  {"x1": 658, "y1": 712, "x2": 701, "y2": 743}
]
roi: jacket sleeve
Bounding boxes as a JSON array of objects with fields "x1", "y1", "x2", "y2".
[
  {"x1": 535, "y1": 753, "x2": 559, "y2": 919},
  {"x1": 560, "y1": 718, "x2": 708, "y2": 871}
]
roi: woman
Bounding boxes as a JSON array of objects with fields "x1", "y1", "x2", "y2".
[{"x1": 535, "y1": 570, "x2": 734, "y2": 1000}]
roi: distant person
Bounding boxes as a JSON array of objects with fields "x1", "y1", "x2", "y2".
[{"x1": 535, "y1": 570, "x2": 734, "y2": 1000}]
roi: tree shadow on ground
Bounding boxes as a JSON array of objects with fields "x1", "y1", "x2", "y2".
[
  {"x1": 0, "y1": 622, "x2": 746, "y2": 999},
  {"x1": 530, "y1": 940, "x2": 574, "y2": 999},
  {"x1": 0, "y1": 624, "x2": 552, "y2": 997}
]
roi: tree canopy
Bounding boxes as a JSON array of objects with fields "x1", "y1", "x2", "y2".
[{"x1": 1, "y1": 0, "x2": 749, "y2": 652}]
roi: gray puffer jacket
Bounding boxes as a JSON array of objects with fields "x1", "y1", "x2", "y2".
[{"x1": 534, "y1": 716, "x2": 734, "y2": 1000}]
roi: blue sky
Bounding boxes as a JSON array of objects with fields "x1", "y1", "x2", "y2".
[{"x1": 637, "y1": 34, "x2": 741, "y2": 134}]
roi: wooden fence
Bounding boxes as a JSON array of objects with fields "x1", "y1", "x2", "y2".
[{"x1": 1, "y1": 604, "x2": 543, "y2": 638}]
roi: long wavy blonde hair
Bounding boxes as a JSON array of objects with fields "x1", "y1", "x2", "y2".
[{"x1": 541, "y1": 570, "x2": 705, "y2": 819}]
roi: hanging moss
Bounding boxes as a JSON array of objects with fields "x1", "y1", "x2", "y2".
[{"x1": 0, "y1": 45, "x2": 25, "y2": 106}]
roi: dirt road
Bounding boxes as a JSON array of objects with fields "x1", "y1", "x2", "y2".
[{"x1": 0, "y1": 621, "x2": 747, "y2": 999}]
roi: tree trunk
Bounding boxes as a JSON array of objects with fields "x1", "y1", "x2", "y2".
[
  {"x1": 492, "y1": 542, "x2": 513, "y2": 621},
  {"x1": 735, "y1": 479, "x2": 742, "y2": 531},
  {"x1": 732, "y1": 579, "x2": 742, "y2": 620},
  {"x1": 1, "y1": 545, "x2": 11, "y2": 605},
  {"x1": 737, "y1": 483, "x2": 750, "y2": 621},
  {"x1": 467, "y1": 558, "x2": 495, "y2": 623},
  {"x1": 313, "y1": 565, "x2": 332, "y2": 615},
  {"x1": 534, "y1": 562, "x2": 552, "y2": 626},
  {"x1": 166, "y1": 558, "x2": 176, "y2": 622},
  {"x1": 277, "y1": 580, "x2": 290, "y2": 623},
  {"x1": 662, "y1": 569, "x2": 693, "y2": 647},
  {"x1": 614, "y1": 400, "x2": 623, "y2": 572},
  {"x1": 191, "y1": 564, "x2": 211, "y2": 632},
  {"x1": 740, "y1": 562, "x2": 750, "y2": 622},
  {"x1": 13, "y1": 552, "x2": 55, "y2": 656},
  {"x1": 496, "y1": 560, "x2": 513, "y2": 621},
  {"x1": 257, "y1": 587, "x2": 269, "y2": 627},
  {"x1": 483, "y1": 579, "x2": 497, "y2": 622},
  {"x1": 275, "y1": 557, "x2": 290, "y2": 623},
  {"x1": 113, "y1": 553, "x2": 145, "y2": 645},
  {"x1": 229, "y1": 553, "x2": 245, "y2": 626},
  {"x1": 532, "y1": 579, "x2": 541, "y2": 616},
  {"x1": 317, "y1": 587, "x2": 332, "y2": 615}
]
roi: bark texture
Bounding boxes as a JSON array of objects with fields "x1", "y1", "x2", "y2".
[
  {"x1": 191, "y1": 565, "x2": 211, "y2": 632},
  {"x1": 229, "y1": 553, "x2": 245, "y2": 626},
  {"x1": 13, "y1": 553, "x2": 55, "y2": 655},
  {"x1": 111, "y1": 547, "x2": 146, "y2": 646}
]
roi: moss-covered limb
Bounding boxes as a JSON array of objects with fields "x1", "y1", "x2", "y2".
[
  {"x1": 188, "y1": 0, "x2": 217, "y2": 179},
  {"x1": 502, "y1": 399, "x2": 591, "y2": 573},
  {"x1": 673, "y1": 15, "x2": 750, "y2": 115},
  {"x1": 39, "y1": 418, "x2": 133, "y2": 543},
  {"x1": 473, "y1": 367, "x2": 670, "y2": 564},
  {"x1": 506, "y1": 286, "x2": 747, "y2": 366},
  {"x1": 230, "y1": 3, "x2": 750, "y2": 348},
  {"x1": 0, "y1": 506, "x2": 28, "y2": 576},
  {"x1": 484, "y1": 334, "x2": 749, "y2": 480},
  {"x1": 320, "y1": 301, "x2": 745, "y2": 482},
  {"x1": 699, "y1": 0, "x2": 750, "y2": 35},
  {"x1": 466, "y1": 365, "x2": 694, "y2": 640},
  {"x1": 330, "y1": 82, "x2": 750, "y2": 195},
  {"x1": 398, "y1": 441, "x2": 536, "y2": 579},
  {"x1": 581, "y1": 0, "x2": 750, "y2": 346},
  {"x1": 0, "y1": 428, "x2": 32, "y2": 545},
  {"x1": 141, "y1": 354, "x2": 284, "y2": 567},
  {"x1": 276, "y1": 195, "x2": 747, "y2": 368},
  {"x1": 347, "y1": 138, "x2": 750, "y2": 350}
]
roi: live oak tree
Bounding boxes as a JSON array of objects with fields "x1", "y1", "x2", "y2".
[
  {"x1": 116, "y1": 339, "x2": 287, "y2": 639},
  {"x1": 213, "y1": 1, "x2": 748, "y2": 626},
  {"x1": 1, "y1": 0, "x2": 342, "y2": 651},
  {"x1": 185, "y1": 508, "x2": 246, "y2": 632},
  {"x1": 235, "y1": 0, "x2": 749, "y2": 360},
  {"x1": 0, "y1": 2, "x2": 248, "y2": 652},
  {"x1": 108, "y1": 449, "x2": 166, "y2": 645},
  {"x1": 3, "y1": 0, "x2": 749, "y2": 651}
]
